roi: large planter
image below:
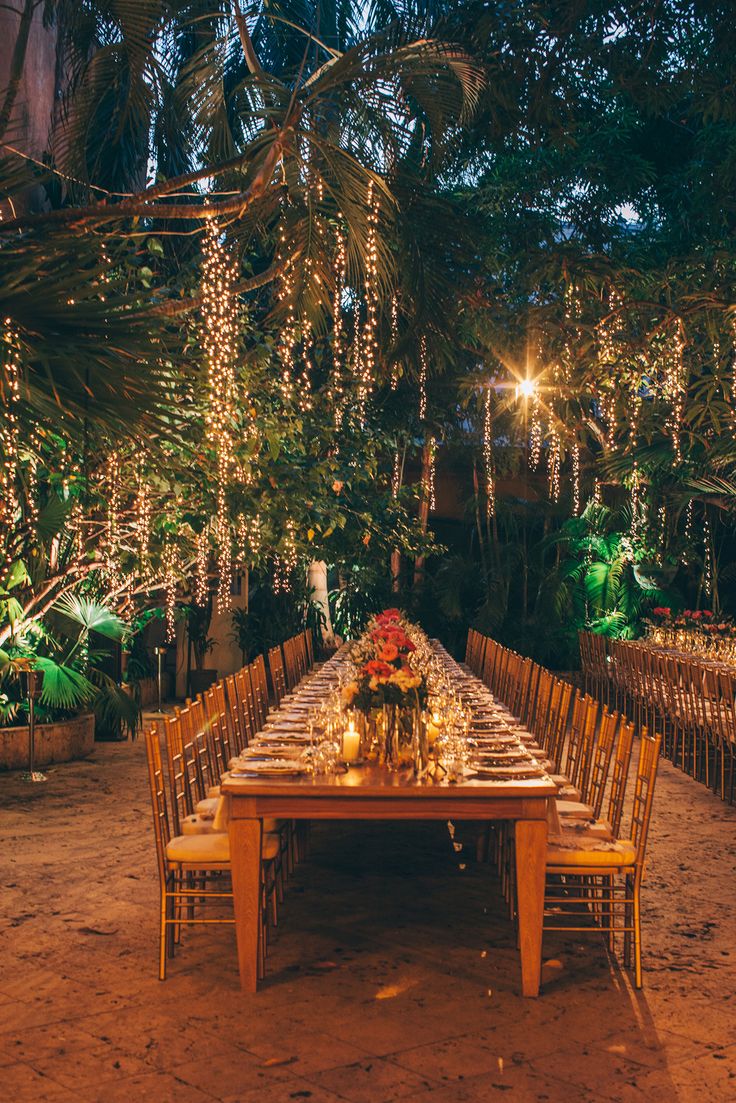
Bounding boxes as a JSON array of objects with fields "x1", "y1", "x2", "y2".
[
  {"x1": 0, "y1": 713, "x2": 95, "y2": 771},
  {"x1": 633, "y1": 562, "x2": 678, "y2": 591}
]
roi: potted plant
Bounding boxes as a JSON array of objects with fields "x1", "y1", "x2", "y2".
[{"x1": 187, "y1": 601, "x2": 217, "y2": 696}]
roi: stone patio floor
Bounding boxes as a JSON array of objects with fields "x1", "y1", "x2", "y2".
[{"x1": 1, "y1": 739, "x2": 735, "y2": 1102}]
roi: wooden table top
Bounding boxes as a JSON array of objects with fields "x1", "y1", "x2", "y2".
[{"x1": 221, "y1": 762, "x2": 557, "y2": 800}]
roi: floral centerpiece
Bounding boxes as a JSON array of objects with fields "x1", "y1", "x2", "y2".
[{"x1": 342, "y1": 609, "x2": 429, "y2": 767}]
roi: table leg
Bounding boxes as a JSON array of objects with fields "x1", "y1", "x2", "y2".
[
  {"x1": 228, "y1": 816, "x2": 262, "y2": 993},
  {"x1": 514, "y1": 818, "x2": 547, "y2": 997}
]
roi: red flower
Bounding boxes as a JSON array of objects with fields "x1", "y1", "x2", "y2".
[
  {"x1": 702, "y1": 610, "x2": 714, "y2": 618},
  {"x1": 691, "y1": 610, "x2": 702, "y2": 620},
  {"x1": 376, "y1": 608, "x2": 401, "y2": 625},
  {"x1": 378, "y1": 642, "x2": 399, "y2": 662},
  {"x1": 363, "y1": 660, "x2": 396, "y2": 679}
]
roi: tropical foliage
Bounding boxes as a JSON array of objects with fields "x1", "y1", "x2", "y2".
[{"x1": 2, "y1": 0, "x2": 736, "y2": 728}]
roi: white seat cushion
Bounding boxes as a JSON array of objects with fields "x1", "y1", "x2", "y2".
[
  {"x1": 556, "y1": 800, "x2": 595, "y2": 820},
  {"x1": 546, "y1": 837, "x2": 636, "y2": 868},
  {"x1": 169, "y1": 828, "x2": 280, "y2": 863},
  {"x1": 195, "y1": 797, "x2": 219, "y2": 817}
]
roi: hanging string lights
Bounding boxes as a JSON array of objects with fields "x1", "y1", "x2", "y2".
[
  {"x1": 392, "y1": 446, "x2": 402, "y2": 498},
  {"x1": 529, "y1": 392, "x2": 543, "y2": 469},
  {"x1": 482, "y1": 387, "x2": 495, "y2": 517},
  {"x1": 298, "y1": 316, "x2": 315, "y2": 413},
  {"x1": 547, "y1": 425, "x2": 561, "y2": 502},
  {"x1": 330, "y1": 227, "x2": 347, "y2": 427},
  {"x1": 572, "y1": 442, "x2": 580, "y2": 516},
  {"x1": 661, "y1": 322, "x2": 686, "y2": 465},
  {"x1": 390, "y1": 293, "x2": 399, "y2": 390},
  {"x1": 356, "y1": 180, "x2": 380, "y2": 423},
  {"x1": 201, "y1": 215, "x2": 240, "y2": 613},
  {"x1": 135, "y1": 462, "x2": 153, "y2": 585},
  {"x1": 0, "y1": 319, "x2": 21, "y2": 528},
  {"x1": 629, "y1": 460, "x2": 641, "y2": 537},
  {"x1": 419, "y1": 334, "x2": 428, "y2": 419},
  {"x1": 684, "y1": 499, "x2": 693, "y2": 548},
  {"x1": 595, "y1": 286, "x2": 625, "y2": 449},
  {"x1": 162, "y1": 540, "x2": 178, "y2": 643},
  {"x1": 106, "y1": 451, "x2": 121, "y2": 584},
  {"x1": 703, "y1": 513, "x2": 712, "y2": 597},
  {"x1": 427, "y1": 437, "x2": 437, "y2": 511},
  {"x1": 273, "y1": 520, "x2": 298, "y2": 594},
  {"x1": 194, "y1": 528, "x2": 209, "y2": 606},
  {"x1": 276, "y1": 230, "x2": 297, "y2": 405}
]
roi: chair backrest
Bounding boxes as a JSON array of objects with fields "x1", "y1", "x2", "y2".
[
  {"x1": 575, "y1": 694, "x2": 600, "y2": 796},
  {"x1": 209, "y1": 714, "x2": 230, "y2": 779},
  {"x1": 606, "y1": 718, "x2": 635, "y2": 838},
  {"x1": 561, "y1": 691, "x2": 587, "y2": 783},
  {"x1": 715, "y1": 669, "x2": 736, "y2": 749},
  {"x1": 465, "y1": 628, "x2": 478, "y2": 667},
  {"x1": 223, "y1": 674, "x2": 244, "y2": 755},
  {"x1": 282, "y1": 637, "x2": 298, "y2": 690},
  {"x1": 163, "y1": 714, "x2": 190, "y2": 834},
  {"x1": 629, "y1": 730, "x2": 662, "y2": 866},
  {"x1": 586, "y1": 708, "x2": 618, "y2": 817},
  {"x1": 519, "y1": 662, "x2": 541, "y2": 728},
  {"x1": 235, "y1": 668, "x2": 255, "y2": 745},
  {"x1": 547, "y1": 679, "x2": 574, "y2": 763},
  {"x1": 303, "y1": 627, "x2": 315, "y2": 668},
  {"x1": 145, "y1": 725, "x2": 171, "y2": 885},
  {"x1": 250, "y1": 655, "x2": 269, "y2": 723},
  {"x1": 268, "y1": 645, "x2": 287, "y2": 705},
  {"x1": 531, "y1": 669, "x2": 554, "y2": 741}
]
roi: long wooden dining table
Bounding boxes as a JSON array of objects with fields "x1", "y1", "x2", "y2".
[{"x1": 222, "y1": 762, "x2": 557, "y2": 997}]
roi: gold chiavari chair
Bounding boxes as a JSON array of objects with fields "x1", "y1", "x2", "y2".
[
  {"x1": 480, "y1": 637, "x2": 496, "y2": 690},
  {"x1": 163, "y1": 714, "x2": 191, "y2": 836},
  {"x1": 235, "y1": 668, "x2": 256, "y2": 744},
  {"x1": 566, "y1": 694, "x2": 600, "y2": 797},
  {"x1": 145, "y1": 725, "x2": 280, "y2": 980},
  {"x1": 556, "y1": 707, "x2": 619, "y2": 827},
  {"x1": 464, "y1": 627, "x2": 478, "y2": 668},
  {"x1": 281, "y1": 637, "x2": 298, "y2": 691},
  {"x1": 546, "y1": 679, "x2": 574, "y2": 773},
  {"x1": 530, "y1": 668, "x2": 554, "y2": 744},
  {"x1": 250, "y1": 656, "x2": 269, "y2": 726},
  {"x1": 303, "y1": 627, "x2": 315, "y2": 669},
  {"x1": 544, "y1": 729, "x2": 661, "y2": 988},
  {"x1": 223, "y1": 674, "x2": 245, "y2": 755},
  {"x1": 713, "y1": 670, "x2": 736, "y2": 803},
  {"x1": 268, "y1": 645, "x2": 288, "y2": 706}
]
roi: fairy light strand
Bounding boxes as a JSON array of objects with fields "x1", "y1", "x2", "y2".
[
  {"x1": 0, "y1": 319, "x2": 21, "y2": 528},
  {"x1": 547, "y1": 425, "x2": 561, "y2": 502},
  {"x1": 703, "y1": 513, "x2": 712, "y2": 597},
  {"x1": 356, "y1": 180, "x2": 380, "y2": 424},
  {"x1": 390, "y1": 293, "x2": 399, "y2": 390},
  {"x1": 662, "y1": 322, "x2": 686, "y2": 465},
  {"x1": 194, "y1": 528, "x2": 209, "y2": 606},
  {"x1": 162, "y1": 541, "x2": 178, "y2": 642},
  {"x1": 201, "y1": 216, "x2": 239, "y2": 612},
  {"x1": 427, "y1": 437, "x2": 437, "y2": 511},
  {"x1": 572, "y1": 442, "x2": 580, "y2": 516},
  {"x1": 135, "y1": 463, "x2": 153, "y2": 584},
  {"x1": 482, "y1": 387, "x2": 495, "y2": 517},
  {"x1": 419, "y1": 334, "x2": 428, "y2": 420},
  {"x1": 330, "y1": 227, "x2": 347, "y2": 427}
]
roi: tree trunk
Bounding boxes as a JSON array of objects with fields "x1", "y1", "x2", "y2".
[{"x1": 307, "y1": 560, "x2": 335, "y2": 645}]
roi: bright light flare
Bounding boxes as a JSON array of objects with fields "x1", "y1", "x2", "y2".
[{"x1": 516, "y1": 377, "x2": 537, "y2": 400}]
